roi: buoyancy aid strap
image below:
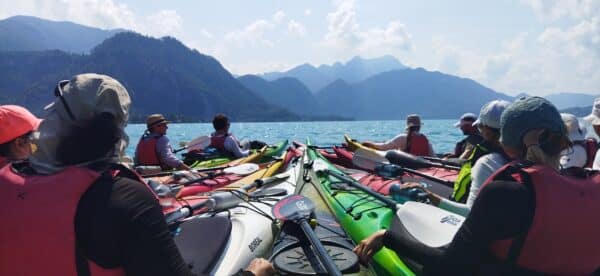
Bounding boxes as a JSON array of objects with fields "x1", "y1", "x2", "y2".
[
  {"x1": 504, "y1": 166, "x2": 537, "y2": 268},
  {"x1": 75, "y1": 240, "x2": 91, "y2": 276}
]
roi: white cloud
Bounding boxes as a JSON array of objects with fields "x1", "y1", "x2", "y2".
[
  {"x1": 521, "y1": 0, "x2": 600, "y2": 21},
  {"x1": 304, "y1": 9, "x2": 312, "y2": 16},
  {"x1": 225, "y1": 19, "x2": 275, "y2": 47},
  {"x1": 324, "y1": 0, "x2": 412, "y2": 55},
  {"x1": 145, "y1": 10, "x2": 183, "y2": 37},
  {"x1": 272, "y1": 10, "x2": 286, "y2": 24},
  {"x1": 287, "y1": 20, "x2": 306, "y2": 37}
]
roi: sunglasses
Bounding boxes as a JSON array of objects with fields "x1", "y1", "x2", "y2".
[{"x1": 54, "y1": 80, "x2": 76, "y2": 120}]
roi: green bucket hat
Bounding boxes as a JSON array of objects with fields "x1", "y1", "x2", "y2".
[{"x1": 500, "y1": 96, "x2": 566, "y2": 150}]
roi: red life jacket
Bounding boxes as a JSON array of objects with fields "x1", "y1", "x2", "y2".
[
  {"x1": 485, "y1": 163, "x2": 600, "y2": 274},
  {"x1": 135, "y1": 135, "x2": 161, "y2": 166},
  {"x1": 406, "y1": 133, "x2": 430, "y2": 156},
  {"x1": 583, "y1": 138, "x2": 598, "y2": 168},
  {"x1": 0, "y1": 165, "x2": 125, "y2": 276},
  {"x1": 209, "y1": 133, "x2": 230, "y2": 152}
]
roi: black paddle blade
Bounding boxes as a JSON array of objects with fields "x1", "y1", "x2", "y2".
[{"x1": 272, "y1": 195, "x2": 316, "y2": 222}]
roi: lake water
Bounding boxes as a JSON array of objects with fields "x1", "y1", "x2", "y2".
[{"x1": 124, "y1": 120, "x2": 466, "y2": 157}]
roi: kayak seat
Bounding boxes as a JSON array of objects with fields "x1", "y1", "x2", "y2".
[{"x1": 174, "y1": 216, "x2": 232, "y2": 274}]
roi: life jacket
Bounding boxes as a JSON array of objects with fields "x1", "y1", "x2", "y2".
[
  {"x1": 451, "y1": 142, "x2": 498, "y2": 203},
  {"x1": 0, "y1": 165, "x2": 125, "y2": 276},
  {"x1": 579, "y1": 138, "x2": 598, "y2": 168},
  {"x1": 135, "y1": 134, "x2": 161, "y2": 167},
  {"x1": 485, "y1": 162, "x2": 600, "y2": 274},
  {"x1": 405, "y1": 133, "x2": 430, "y2": 156},
  {"x1": 0, "y1": 156, "x2": 7, "y2": 168},
  {"x1": 209, "y1": 133, "x2": 230, "y2": 152}
]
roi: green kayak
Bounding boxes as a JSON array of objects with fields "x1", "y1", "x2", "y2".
[
  {"x1": 189, "y1": 140, "x2": 288, "y2": 168},
  {"x1": 306, "y1": 140, "x2": 414, "y2": 276}
]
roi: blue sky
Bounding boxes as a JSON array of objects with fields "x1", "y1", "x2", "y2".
[{"x1": 1, "y1": 0, "x2": 599, "y2": 96}]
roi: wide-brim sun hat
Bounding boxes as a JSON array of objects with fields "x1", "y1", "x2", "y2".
[
  {"x1": 500, "y1": 96, "x2": 566, "y2": 150},
  {"x1": 0, "y1": 105, "x2": 42, "y2": 144},
  {"x1": 406, "y1": 114, "x2": 422, "y2": 129},
  {"x1": 583, "y1": 97, "x2": 600, "y2": 126},
  {"x1": 561, "y1": 113, "x2": 586, "y2": 142},
  {"x1": 146, "y1": 114, "x2": 169, "y2": 129}
]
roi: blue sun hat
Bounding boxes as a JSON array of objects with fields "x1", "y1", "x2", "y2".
[{"x1": 499, "y1": 96, "x2": 566, "y2": 149}]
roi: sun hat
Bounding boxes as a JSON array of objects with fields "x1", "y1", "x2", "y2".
[
  {"x1": 146, "y1": 114, "x2": 169, "y2": 129},
  {"x1": 561, "y1": 113, "x2": 586, "y2": 142},
  {"x1": 500, "y1": 96, "x2": 565, "y2": 150},
  {"x1": 30, "y1": 73, "x2": 131, "y2": 174},
  {"x1": 454, "y1": 113, "x2": 477, "y2": 127},
  {"x1": 472, "y1": 100, "x2": 511, "y2": 129},
  {"x1": 0, "y1": 105, "x2": 42, "y2": 144},
  {"x1": 406, "y1": 114, "x2": 422, "y2": 129},
  {"x1": 583, "y1": 97, "x2": 600, "y2": 125}
]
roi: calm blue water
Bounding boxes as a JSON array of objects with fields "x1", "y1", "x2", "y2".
[{"x1": 124, "y1": 120, "x2": 465, "y2": 157}]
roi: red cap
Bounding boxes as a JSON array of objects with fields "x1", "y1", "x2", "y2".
[{"x1": 0, "y1": 105, "x2": 42, "y2": 144}]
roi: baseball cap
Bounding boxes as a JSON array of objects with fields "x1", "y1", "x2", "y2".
[
  {"x1": 584, "y1": 97, "x2": 600, "y2": 126},
  {"x1": 472, "y1": 100, "x2": 511, "y2": 129},
  {"x1": 561, "y1": 113, "x2": 586, "y2": 142},
  {"x1": 454, "y1": 112, "x2": 477, "y2": 127},
  {"x1": 0, "y1": 105, "x2": 42, "y2": 144}
]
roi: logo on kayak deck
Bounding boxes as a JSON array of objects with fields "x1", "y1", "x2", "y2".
[
  {"x1": 440, "y1": 215, "x2": 462, "y2": 226},
  {"x1": 248, "y1": 237, "x2": 263, "y2": 252}
]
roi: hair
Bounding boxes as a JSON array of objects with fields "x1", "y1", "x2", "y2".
[
  {"x1": 0, "y1": 132, "x2": 31, "y2": 157},
  {"x1": 212, "y1": 113, "x2": 229, "y2": 131},
  {"x1": 56, "y1": 112, "x2": 122, "y2": 166},
  {"x1": 404, "y1": 125, "x2": 421, "y2": 152},
  {"x1": 523, "y1": 129, "x2": 571, "y2": 169}
]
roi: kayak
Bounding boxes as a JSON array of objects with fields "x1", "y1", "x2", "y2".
[
  {"x1": 173, "y1": 145, "x2": 304, "y2": 275},
  {"x1": 188, "y1": 140, "x2": 288, "y2": 169},
  {"x1": 268, "y1": 146, "x2": 374, "y2": 275},
  {"x1": 305, "y1": 141, "x2": 414, "y2": 276}
]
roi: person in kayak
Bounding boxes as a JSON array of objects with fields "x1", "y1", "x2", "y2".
[
  {"x1": 0, "y1": 105, "x2": 41, "y2": 167},
  {"x1": 0, "y1": 74, "x2": 274, "y2": 276},
  {"x1": 559, "y1": 113, "x2": 588, "y2": 171},
  {"x1": 135, "y1": 114, "x2": 190, "y2": 170},
  {"x1": 446, "y1": 112, "x2": 482, "y2": 159},
  {"x1": 403, "y1": 100, "x2": 511, "y2": 216},
  {"x1": 209, "y1": 113, "x2": 251, "y2": 158},
  {"x1": 584, "y1": 98, "x2": 600, "y2": 169},
  {"x1": 362, "y1": 114, "x2": 435, "y2": 156},
  {"x1": 354, "y1": 96, "x2": 600, "y2": 275}
]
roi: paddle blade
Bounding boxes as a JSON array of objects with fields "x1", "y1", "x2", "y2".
[
  {"x1": 223, "y1": 163, "x2": 259, "y2": 175},
  {"x1": 272, "y1": 195, "x2": 315, "y2": 222},
  {"x1": 385, "y1": 150, "x2": 431, "y2": 169},
  {"x1": 186, "y1": 135, "x2": 211, "y2": 152},
  {"x1": 352, "y1": 147, "x2": 388, "y2": 171}
]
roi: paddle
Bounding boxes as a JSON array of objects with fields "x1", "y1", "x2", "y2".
[
  {"x1": 422, "y1": 156, "x2": 464, "y2": 167},
  {"x1": 178, "y1": 163, "x2": 260, "y2": 187},
  {"x1": 378, "y1": 163, "x2": 455, "y2": 187},
  {"x1": 141, "y1": 163, "x2": 258, "y2": 178},
  {"x1": 173, "y1": 135, "x2": 210, "y2": 153},
  {"x1": 272, "y1": 195, "x2": 343, "y2": 276},
  {"x1": 165, "y1": 171, "x2": 291, "y2": 225}
]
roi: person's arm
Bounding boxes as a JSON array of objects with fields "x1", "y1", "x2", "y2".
[
  {"x1": 225, "y1": 136, "x2": 249, "y2": 158},
  {"x1": 370, "y1": 134, "x2": 406, "y2": 151},
  {"x1": 379, "y1": 180, "x2": 532, "y2": 275},
  {"x1": 437, "y1": 153, "x2": 506, "y2": 216},
  {"x1": 156, "y1": 136, "x2": 187, "y2": 169},
  {"x1": 76, "y1": 176, "x2": 193, "y2": 276}
]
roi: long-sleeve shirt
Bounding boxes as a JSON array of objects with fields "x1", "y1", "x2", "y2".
[
  {"x1": 372, "y1": 133, "x2": 435, "y2": 156},
  {"x1": 438, "y1": 152, "x2": 507, "y2": 216}
]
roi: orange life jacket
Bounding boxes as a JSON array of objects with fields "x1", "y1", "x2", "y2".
[
  {"x1": 135, "y1": 135, "x2": 162, "y2": 167},
  {"x1": 486, "y1": 163, "x2": 600, "y2": 274},
  {"x1": 209, "y1": 133, "x2": 230, "y2": 152},
  {"x1": 0, "y1": 165, "x2": 125, "y2": 276}
]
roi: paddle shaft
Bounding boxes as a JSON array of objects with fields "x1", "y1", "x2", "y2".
[
  {"x1": 141, "y1": 165, "x2": 230, "y2": 178},
  {"x1": 326, "y1": 169, "x2": 397, "y2": 211},
  {"x1": 180, "y1": 171, "x2": 225, "y2": 186},
  {"x1": 299, "y1": 219, "x2": 343, "y2": 276},
  {"x1": 399, "y1": 166, "x2": 455, "y2": 187}
]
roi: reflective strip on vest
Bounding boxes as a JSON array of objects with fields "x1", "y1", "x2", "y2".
[
  {"x1": 488, "y1": 164, "x2": 600, "y2": 274},
  {"x1": 135, "y1": 136, "x2": 161, "y2": 166},
  {"x1": 0, "y1": 165, "x2": 125, "y2": 276},
  {"x1": 451, "y1": 144, "x2": 490, "y2": 203}
]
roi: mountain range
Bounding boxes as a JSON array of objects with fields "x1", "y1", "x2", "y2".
[
  {"x1": 1, "y1": 15, "x2": 598, "y2": 122},
  {"x1": 260, "y1": 55, "x2": 407, "y2": 93},
  {"x1": 0, "y1": 15, "x2": 123, "y2": 53}
]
